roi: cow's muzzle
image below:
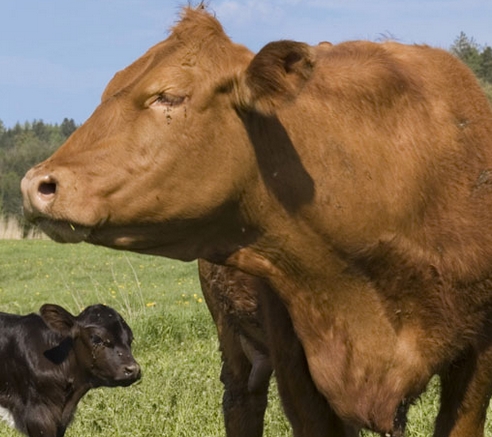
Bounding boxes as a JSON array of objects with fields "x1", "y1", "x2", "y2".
[
  {"x1": 21, "y1": 168, "x2": 91, "y2": 243},
  {"x1": 21, "y1": 169, "x2": 57, "y2": 220}
]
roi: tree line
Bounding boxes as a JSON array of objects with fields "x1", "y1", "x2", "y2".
[
  {"x1": 0, "y1": 118, "x2": 77, "y2": 219},
  {"x1": 0, "y1": 33, "x2": 491, "y2": 226},
  {"x1": 451, "y1": 32, "x2": 492, "y2": 100}
]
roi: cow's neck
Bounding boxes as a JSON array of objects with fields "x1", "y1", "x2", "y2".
[
  {"x1": 29, "y1": 354, "x2": 91, "y2": 433},
  {"x1": 60, "y1": 381, "x2": 90, "y2": 429},
  {"x1": 206, "y1": 141, "x2": 492, "y2": 429},
  {"x1": 223, "y1": 207, "x2": 472, "y2": 431},
  {"x1": 226, "y1": 239, "x2": 420, "y2": 430}
]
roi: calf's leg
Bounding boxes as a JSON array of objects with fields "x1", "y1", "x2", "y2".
[{"x1": 24, "y1": 405, "x2": 62, "y2": 437}]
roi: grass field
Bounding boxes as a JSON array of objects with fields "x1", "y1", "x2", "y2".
[
  {"x1": 0, "y1": 240, "x2": 490, "y2": 436},
  {"x1": 0, "y1": 240, "x2": 290, "y2": 437}
]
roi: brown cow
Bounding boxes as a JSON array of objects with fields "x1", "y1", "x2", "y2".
[
  {"x1": 21, "y1": 5, "x2": 492, "y2": 436},
  {"x1": 198, "y1": 260, "x2": 359, "y2": 437}
]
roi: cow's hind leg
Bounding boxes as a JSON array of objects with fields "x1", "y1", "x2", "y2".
[
  {"x1": 435, "y1": 344, "x2": 492, "y2": 437},
  {"x1": 220, "y1": 324, "x2": 272, "y2": 437}
]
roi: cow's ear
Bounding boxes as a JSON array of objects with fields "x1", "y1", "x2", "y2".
[
  {"x1": 233, "y1": 40, "x2": 315, "y2": 115},
  {"x1": 40, "y1": 304, "x2": 76, "y2": 336}
]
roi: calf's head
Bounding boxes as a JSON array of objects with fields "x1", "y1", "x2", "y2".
[
  {"x1": 20, "y1": 6, "x2": 315, "y2": 260},
  {"x1": 41, "y1": 304, "x2": 141, "y2": 387}
]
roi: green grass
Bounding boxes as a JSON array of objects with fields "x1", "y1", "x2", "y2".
[
  {"x1": 0, "y1": 240, "x2": 290, "y2": 437},
  {"x1": 0, "y1": 240, "x2": 490, "y2": 436}
]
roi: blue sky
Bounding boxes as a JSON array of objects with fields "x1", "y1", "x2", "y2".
[{"x1": 2, "y1": 0, "x2": 492, "y2": 128}]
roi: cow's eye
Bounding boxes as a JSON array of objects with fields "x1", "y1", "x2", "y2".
[{"x1": 150, "y1": 93, "x2": 185, "y2": 108}]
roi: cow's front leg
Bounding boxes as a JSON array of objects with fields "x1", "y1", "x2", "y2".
[
  {"x1": 24, "y1": 405, "x2": 60, "y2": 437},
  {"x1": 435, "y1": 344, "x2": 492, "y2": 437}
]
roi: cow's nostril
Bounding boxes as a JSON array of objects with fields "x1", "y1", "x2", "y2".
[
  {"x1": 38, "y1": 181, "x2": 57, "y2": 197},
  {"x1": 21, "y1": 172, "x2": 60, "y2": 219}
]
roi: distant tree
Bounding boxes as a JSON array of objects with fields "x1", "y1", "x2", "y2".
[
  {"x1": 61, "y1": 118, "x2": 77, "y2": 138},
  {"x1": 32, "y1": 120, "x2": 49, "y2": 142},
  {"x1": 450, "y1": 32, "x2": 492, "y2": 106},
  {"x1": 451, "y1": 32, "x2": 483, "y2": 77},
  {"x1": 0, "y1": 170, "x2": 22, "y2": 216},
  {"x1": 480, "y1": 46, "x2": 492, "y2": 83},
  {"x1": 480, "y1": 80, "x2": 492, "y2": 103},
  {"x1": 0, "y1": 119, "x2": 78, "y2": 221}
]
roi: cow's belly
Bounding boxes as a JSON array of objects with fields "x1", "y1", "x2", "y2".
[{"x1": 0, "y1": 405, "x2": 15, "y2": 429}]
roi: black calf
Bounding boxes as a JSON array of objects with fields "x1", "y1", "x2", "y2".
[{"x1": 0, "y1": 304, "x2": 141, "y2": 437}]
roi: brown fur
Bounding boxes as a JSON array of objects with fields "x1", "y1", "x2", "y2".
[
  {"x1": 198, "y1": 259, "x2": 358, "y2": 437},
  {"x1": 21, "y1": 6, "x2": 492, "y2": 436}
]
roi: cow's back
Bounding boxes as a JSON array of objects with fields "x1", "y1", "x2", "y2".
[{"x1": 271, "y1": 40, "x2": 492, "y2": 280}]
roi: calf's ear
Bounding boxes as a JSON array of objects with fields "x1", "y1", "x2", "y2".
[
  {"x1": 40, "y1": 304, "x2": 76, "y2": 336},
  {"x1": 232, "y1": 40, "x2": 315, "y2": 115}
]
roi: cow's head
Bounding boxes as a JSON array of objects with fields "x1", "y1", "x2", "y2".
[
  {"x1": 21, "y1": 6, "x2": 315, "y2": 261},
  {"x1": 40, "y1": 304, "x2": 141, "y2": 387}
]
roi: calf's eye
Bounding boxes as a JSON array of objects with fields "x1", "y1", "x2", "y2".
[
  {"x1": 91, "y1": 335, "x2": 103, "y2": 345},
  {"x1": 91, "y1": 335, "x2": 113, "y2": 348}
]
